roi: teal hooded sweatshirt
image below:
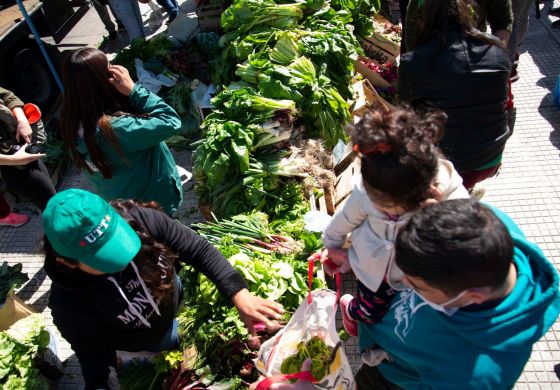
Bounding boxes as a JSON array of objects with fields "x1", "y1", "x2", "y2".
[
  {"x1": 359, "y1": 205, "x2": 560, "y2": 389},
  {"x1": 77, "y1": 84, "x2": 183, "y2": 215}
]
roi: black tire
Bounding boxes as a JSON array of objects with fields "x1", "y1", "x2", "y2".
[{"x1": 10, "y1": 47, "x2": 59, "y2": 111}]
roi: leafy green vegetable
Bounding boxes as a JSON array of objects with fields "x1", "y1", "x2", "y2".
[
  {"x1": 331, "y1": 0, "x2": 382, "y2": 37},
  {"x1": 280, "y1": 336, "x2": 333, "y2": 381},
  {"x1": 112, "y1": 36, "x2": 174, "y2": 78},
  {"x1": 0, "y1": 262, "x2": 28, "y2": 304},
  {"x1": 221, "y1": 0, "x2": 304, "y2": 35},
  {"x1": 0, "y1": 314, "x2": 50, "y2": 390}
]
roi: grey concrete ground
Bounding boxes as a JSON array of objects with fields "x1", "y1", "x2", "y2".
[{"x1": 1, "y1": 0, "x2": 560, "y2": 388}]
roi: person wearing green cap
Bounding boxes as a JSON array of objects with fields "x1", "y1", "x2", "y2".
[
  {"x1": 60, "y1": 48, "x2": 183, "y2": 215},
  {"x1": 42, "y1": 189, "x2": 284, "y2": 389}
]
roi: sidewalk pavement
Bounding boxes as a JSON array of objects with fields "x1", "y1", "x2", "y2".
[{"x1": 1, "y1": 0, "x2": 559, "y2": 388}]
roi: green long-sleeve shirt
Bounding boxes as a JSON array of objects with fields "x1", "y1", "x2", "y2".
[
  {"x1": 405, "y1": 0, "x2": 513, "y2": 51},
  {"x1": 0, "y1": 87, "x2": 24, "y2": 110},
  {"x1": 0, "y1": 87, "x2": 25, "y2": 153},
  {"x1": 77, "y1": 84, "x2": 183, "y2": 214}
]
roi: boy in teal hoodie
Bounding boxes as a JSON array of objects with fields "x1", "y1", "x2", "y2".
[{"x1": 357, "y1": 199, "x2": 560, "y2": 389}]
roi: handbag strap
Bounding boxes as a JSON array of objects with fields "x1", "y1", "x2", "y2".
[{"x1": 256, "y1": 371, "x2": 316, "y2": 390}]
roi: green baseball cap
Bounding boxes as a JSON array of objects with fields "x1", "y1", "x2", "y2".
[{"x1": 43, "y1": 189, "x2": 141, "y2": 274}]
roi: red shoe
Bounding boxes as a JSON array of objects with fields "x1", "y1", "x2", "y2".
[
  {"x1": 0, "y1": 212, "x2": 29, "y2": 227},
  {"x1": 340, "y1": 294, "x2": 358, "y2": 337}
]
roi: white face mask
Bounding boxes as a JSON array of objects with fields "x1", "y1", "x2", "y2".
[{"x1": 414, "y1": 289, "x2": 472, "y2": 316}]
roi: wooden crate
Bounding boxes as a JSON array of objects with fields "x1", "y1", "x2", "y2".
[
  {"x1": 358, "y1": 37, "x2": 397, "y2": 65},
  {"x1": 314, "y1": 148, "x2": 359, "y2": 216},
  {"x1": 368, "y1": 15, "x2": 401, "y2": 57},
  {"x1": 196, "y1": 1, "x2": 227, "y2": 32},
  {"x1": 350, "y1": 79, "x2": 394, "y2": 123},
  {"x1": 354, "y1": 56, "x2": 392, "y2": 89}
]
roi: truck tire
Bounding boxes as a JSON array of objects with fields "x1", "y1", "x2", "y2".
[{"x1": 10, "y1": 47, "x2": 59, "y2": 110}]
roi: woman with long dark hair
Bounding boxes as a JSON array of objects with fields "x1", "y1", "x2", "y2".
[
  {"x1": 398, "y1": 0, "x2": 512, "y2": 190},
  {"x1": 60, "y1": 48, "x2": 183, "y2": 215},
  {"x1": 43, "y1": 189, "x2": 284, "y2": 389}
]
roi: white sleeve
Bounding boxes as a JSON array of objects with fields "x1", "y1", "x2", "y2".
[{"x1": 322, "y1": 190, "x2": 369, "y2": 248}]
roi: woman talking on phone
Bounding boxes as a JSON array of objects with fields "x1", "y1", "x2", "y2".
[{"x1": 60, "y1": 48, "x2": 183, "y2": 215}]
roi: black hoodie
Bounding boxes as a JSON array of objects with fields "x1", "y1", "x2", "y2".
[{"x1": 45, "y1": 206, "x2": 248, "y2": 389}]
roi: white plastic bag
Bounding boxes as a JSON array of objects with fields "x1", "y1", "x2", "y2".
[
  {"x1": 134, "y1": 58, "x2": 176, "y2": 94},
  {"x1": 255, "y1": 289, "x2": 355, "y2": 390}
]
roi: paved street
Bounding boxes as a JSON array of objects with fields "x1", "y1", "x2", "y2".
[{"x1": 0, "y1": 1, "x2": 559, "y2": 388}]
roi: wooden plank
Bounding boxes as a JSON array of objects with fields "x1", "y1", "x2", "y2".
[
  {"x1": 335, "y1": 159, "x2": 359, "y2": 207},
  {"x1": 358, "y1": 37, "x2": 397, "y2": 64},
  {"x1": 0, "y1": 0, "x2": 42, "y2": 38},
  {"x1": 354, "y1": 57, "x2": 392, "y2": 89},
  {"x1": 334, "y1": 142, "x2": 356, "y2": 176},
  {"x1": 318, "y1": 194, "x2": 329, "y2": 215}
]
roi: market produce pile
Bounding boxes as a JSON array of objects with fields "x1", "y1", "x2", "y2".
[
  {"x1": 112, "y1": 34, "x2": 222, "y2": 139},
  {"x1": 161, "y1": 212, "x2": 326, "y2": 389},
  {"x1": 0, "y1": 315, "x2": 50, "y2": 390},
  {"x1": 194, "y1": 0, "x2": 383, "y2": 220},
  {"x1": 114, "y1": 0, "x2": 392, "y2": 388}
]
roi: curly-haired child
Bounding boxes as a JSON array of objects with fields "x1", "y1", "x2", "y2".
[{"x1": 320, "y1": 107, "x2": 469, "y2": 336}]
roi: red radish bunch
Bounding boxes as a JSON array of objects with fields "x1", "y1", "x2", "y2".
[{"x1": 360, "y1": 58, "x2": 398, "y2": 84}]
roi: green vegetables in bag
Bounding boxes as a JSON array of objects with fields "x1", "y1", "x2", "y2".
[{"x1": 280, "y1": 336, "x2": 333, "y2": 381}]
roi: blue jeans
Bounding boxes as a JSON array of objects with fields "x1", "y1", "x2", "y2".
[
  {"x1": 155, "y1": 0, "x2": 179, "y2": 17},
  {"x1": 107, "y1": 0, "x2": 145, "y2": 40}
]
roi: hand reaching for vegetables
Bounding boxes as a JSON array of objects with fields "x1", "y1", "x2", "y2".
[
  {"x1": 308, "y1": 248, "x2": 351, "y2": 277},
  {"x1": 108, "y1": 65, "x2": 135, "y2": 96},
  {"x1": 231, "y1": 289, "x2": 285, "y2": 335}
]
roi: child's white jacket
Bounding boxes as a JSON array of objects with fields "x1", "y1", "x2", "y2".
[{"x1": 322, "y1": 159, "x2": 469, "y2": 293}]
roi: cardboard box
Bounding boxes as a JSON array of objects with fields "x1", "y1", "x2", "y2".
[
  {"x1": 367, "y1": 15, "x2": 401, "y2": 57},
  {"x1": 0, "y1": 294, "x2": 64, "y2": 381},
  {"x1": 350, "y1": 79, "x2": 394, "y2": 122},
  {"x1": 0, "y1": 292, "x2": 36, "y2": 331},
  {"x1": 354, "y1": 56, "x2": 392, "y2": 89},
  {"x1": 358, "y1": 37, "x2": 397, "y2": 65}
]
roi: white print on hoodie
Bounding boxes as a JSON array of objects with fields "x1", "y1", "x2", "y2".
[{"x1": 322, "y1": 159, "x2": 469, "y2": 293}]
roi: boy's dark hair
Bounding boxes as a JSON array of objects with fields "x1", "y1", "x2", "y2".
[
  {"x1": 351, "y1": 107, "x2": 446, "y2": 210},
  {"x1": 396, "y1": 199, "x2": 513, "y2": 295}
]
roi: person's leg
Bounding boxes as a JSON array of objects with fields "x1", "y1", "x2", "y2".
[
  {"x1": 0, "y1": 192, "x2": 11, "y2": 218},
  {"x1": 459, "y1": 164, "x2": 501, "y2": 191},
  {"x1": 355, "y1": 365, "x2": 404, "y2": 390},
  {"x1": 154, "y1": 0, "x2": 178, "y2": 16},
  {"x1": 92, "y1": 0, "x2": 117, "y2": 34},
  {"x1": 399, "y1": 0, "x2": 410, "y2": 53},
  {"x1": 0, "y1": 160, "x2": 56, "y2": 211},
  {"x1": 108, "y1": 0, "x2": 145, "y2": 41},
  {"x1": 508, "y1": 0, "x2": 533, "y2": 62},
  {"x1": 0, "y1": 192, "x2": 30, "y2": 227},
  {"x1": 347, "y1": 280, "x2": 395, "y2": 324},
  {"x1": 107, "y1": 2, "x2": 125, "y2": 29}
]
